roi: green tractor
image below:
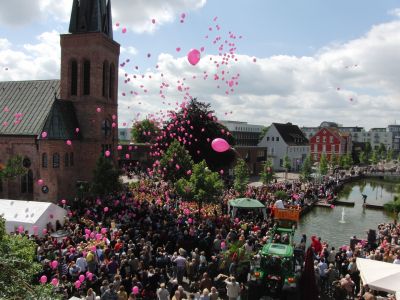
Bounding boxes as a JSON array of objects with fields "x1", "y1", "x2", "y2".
[{"x1": 249, "y1": 210, "x2": 300, "y2": 298}]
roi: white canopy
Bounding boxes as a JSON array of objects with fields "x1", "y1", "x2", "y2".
[
  {"x1": 0, "y1": 199, "x2": 67, "y2": 236},
  {"x1": 356, "y1": 258, "x2": 400, "y2": 294}
]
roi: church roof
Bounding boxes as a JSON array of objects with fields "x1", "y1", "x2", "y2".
[
  {"x1": 0, "y1": 80, "x2": 60, "y2": 136},
  {"x1": 0, "y1": 80, "x2": 81, "y2": 139}
]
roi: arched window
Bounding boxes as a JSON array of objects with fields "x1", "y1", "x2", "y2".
[
  {"x1": 64, "y1": 153, "x2": 69, "y2": 167},
  {"x1": 42, "y1": 153, "x2": 48, "y2": 168},
  {"x1": 21, "y1": 170, "x2": 33, "y2": 194},
  {"x1": 83, "y1": 60, "x2": 91, "y2": 95},
  {"x1": 53, "y1": 153, "x2": 60, "y2": 168},
  {"x1": 109, "y1": 63, "x2": 115, "y2": 100},
  {"x1": 70, "y1": 152, "x2": 74, "y2": 166},
  {"x1": 102, "y1": 61, "x2": 109, "y2": 98},
  {"x1": 70, "y1": 60, "x2": 78, "y2": 96}
]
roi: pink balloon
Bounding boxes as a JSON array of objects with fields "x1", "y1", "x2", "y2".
[
  {"x1": 330, "y1": 205, "x2": 335, "y2": 209},
  {"x1": 117, "y1": 145, "x2": 122, "y2": 150},
  {"x1": 125, "y1": 153, "x2": 130, "y2": 159},
  {"x1": 187, "y1": 49, "x2": 201, "y2": 65},
  {"x1": 103, "y1": 207, "x2": 109, "y2": 212},
  {"x1": 79, "y1": 274, "x2": 85, "y2": 282},
  {"x1": 96, "y1": 107, "x2": 101, "y2": 113},
  {"x1": 188, "y1": 218, "x2": 193, "y2": 224},
  {"x1": 122, "y1": 27, "x2": 127, "y2": 34},
  {"x1": 41, "y1": 131, "x2": 47, "y2": 138},
  {"x1": 32, "y1": 225, "x2": 39, "y2": 235},
  {"x1": 18, "y1": 225, "x2": 24, "y2": 233},
  {"x1": 211, "y1": 138, "x2": 230, "y2": 152},
  {"x1": 101, "y1": 228, "x2": 107, "y2": 234},
  {"x1": 61, "y1": 199, "x2": 66, "y2": 204},
  {"x1": 87, "y1": 272, "x2": 93, "y2": 281},
  {"x1": 66, "y1": 140, "x2": 72, "y2": 146},
  {"x1": 42, "y1": 228, "x2": 48, "y2": 235},
  {"x1": 51, "y1": 278, "x2": 58, "y2": 286},
  {"x1": 132, "y1": 286, "x2": 139, "y2": 295},
  {"x1": 37, "y1": 179, "x2": 44, "y2": 186},
  {"x1": 221, "y1": 242, "x2": 226, "y2": 249},
  {"x1": 51, "y1": 260, "x2": 58, "y2": 269},
  {"x1": 105, "y1": 150, "x2": 111, "y2": 157},
  {"x1": 40, "y1": 275, "x2": 47, "y2": 284},
  {"x1": 74, "y1": 280, "x2": 81, "y2": 289}
]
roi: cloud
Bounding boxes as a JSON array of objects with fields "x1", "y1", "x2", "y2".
[
  {"x1": 113, "y1": 0, "x2": 207, "y2": 34},
  {"x1": 0, "y1": 0, "x2": 41, "y2": 26},
  {"x1": 117, "y1": 18, "x2": 400, "y2": 129}
]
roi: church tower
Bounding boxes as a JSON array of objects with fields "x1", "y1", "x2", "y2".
[{"x1": 60, "y1": 0, "x2": 119, "y2": 182}]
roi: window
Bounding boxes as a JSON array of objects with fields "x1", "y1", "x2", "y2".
[
  {"x1": 102, "y1": 61, "x2": 109, "y2": 98},
  {"x1": 70, "y1": 152, "x2": 74, "y2": 166},
  {"x1": 53, "y1": 153, "x2": 60, "y2": 168},
  {"x1": 332, "y1": 145, "x2": 335, "y2": 154},
  {"x1": 71, "y1": 60, "x2": 78, "y2": 96},
  {"x1": 322, "y1": 136, "x2": 326, "y2": 143},
  {"x1": 109, "y1": 63, "x2": 115, "y2": 100},
  {"x1": 21, "y1": 170, "x2": 33, "y2": 194},
  {"x1": 322, "y1": 145, "x2": 326, "y2": 153},
  {"x1": 279, "y1": 159, "x2": 283, "y2": 167},
  {"x1": 267, "y1": 137, "x2": 270, "y2": 141},
  {"x1": 83, "y1": 60, "x2": 90, "y2": 95},
  {"x1": 316, "y1": 136, "x2": 320, "y2": 143},
  {"x1": 330, "y1": 136, "x2": 334, "y2": 143},
  {"x1": 314, "y1": 144, "x2": 318, "y2": 152},
  {"x1": 64, "y1": 153, "x2": 69, "y2": 167},
  {"x1": 42, "y1": 153, "x2": 48, "y2": 168},
  {"x1": 314, "y1": 154, "x2": 318, "y2": 161},
  {"x1": 272, "y1": 137, "x2": 275, "y2": 141},
  {"x1": 276, "y1": 137, "x2": 279, "y2": 141}
]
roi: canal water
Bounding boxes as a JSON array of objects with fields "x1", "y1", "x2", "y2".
[{"x1": 295, "y1": 179, "x2": 399, "y2": 247}]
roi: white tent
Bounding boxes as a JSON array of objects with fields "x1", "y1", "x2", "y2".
[
  {"x1": 0, "y1": 199, "x2": 67, "y2": 236},
  {"x1": 356, "y1": 258, "x2": 400, "y2": 294}
]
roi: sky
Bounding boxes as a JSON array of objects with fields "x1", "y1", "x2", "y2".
[{"x1": 0, "y1": 0, "x2": 399, "y2": 130}]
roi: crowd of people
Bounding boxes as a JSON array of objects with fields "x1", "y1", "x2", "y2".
[{"x1": 12, "y1": 170, "x2": 399, "y2": 300}]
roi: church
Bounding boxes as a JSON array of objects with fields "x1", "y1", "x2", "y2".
[{"x1": 0, "y1": 0, "x2": 120, "y2": 202}]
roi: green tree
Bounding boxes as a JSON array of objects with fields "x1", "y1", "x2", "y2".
[
  {"x1": 91, "y1": 156, "x2": 122, "y2": 196},
  {"x1": 377, "y1": 143, "x2": 387, "y2": 159},
  {"x1": 283, "y1": 155, "x2": 291, "y2": 180},
  {"x1": 345, "y1": 153, "x2": 353, "y2": 168},
  {"x1": 359, "y1": 151, "x2": 368, "y2": 165},
  {"x1": 364, "y1": 142, "x2": 372, "y2": 158},
  {"x1": 386, "y1": 148, "x2": 394, "y2": 161},
  {"x1": 260, "y1": 159, "x2": 274, "y2": 185},
  {"x1": 234, "y1": 158, "x2": 250, "y2": 196},
  {"x1": 176, "y1": 160, "x2": 223, "y2": 214},
  {"x1": 158, "y1": 140, "x2": 194, "y2": 182},
  {"x1": 258, "y1": 126, "x2": 270, "y2": 142},
  {"x1": 300, "y1": 154, "x2": 312, "y2": 182},
  {"x1": 0, "y1": 217, "x2": 61, "y2": 299},
  {"x1": 155, "y1": 98, "x2": 236, "y2": 171},
  {"x1": 0, "y1": 155, "x2": 28, "y2": 180},
  {"x1": 319, "y1": 153, "x2": 328, "y2": 175},
  {"x1": 131, "y1": 118, "x2": 160, "y2": 143},
  {"x1": 329, "y1": 154, "x2": 339, "y2": 168},
  {"x1": 370, "y1": 150, "x2": 378, "y2": 165}
]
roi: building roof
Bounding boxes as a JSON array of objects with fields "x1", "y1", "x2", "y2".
[
  {"x1": 273, "y1": 123, "x2": 309, "y2": 146},
  {"x1": 0, "y1": 80, "x2": 60, "y2": 136}
]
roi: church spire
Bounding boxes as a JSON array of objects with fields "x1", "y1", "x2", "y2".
[{"x1": 69, "y1": 0, "x2": 113, "y2": 39}]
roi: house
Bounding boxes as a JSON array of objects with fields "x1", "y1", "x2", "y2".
[
  {"x1": 220, "y1": 120, "x2": 265, "y2": 146},
  {"x1": 0, "y1": 0, "x2": 119, "y2": 201},
  {"x1": 258, "y1": 123, "x2": 309, "y2": 171},
  {"x1": 309, "y1": 126, "x2": 352, "y2": 162}
]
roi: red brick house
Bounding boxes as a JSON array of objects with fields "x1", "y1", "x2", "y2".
[
  {"x1": 309, "y1": 126, "x2": 352, "y2": 161},
  {"x1": 0, "y1": 0, "x2": 119, "y2": 201}
]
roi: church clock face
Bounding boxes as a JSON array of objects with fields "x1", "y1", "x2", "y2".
[{"x1": 101, "y1": 119, "x2": 112, "y2": 138}]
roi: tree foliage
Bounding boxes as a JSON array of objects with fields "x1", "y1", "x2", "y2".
[
  {"x1": 131, "y1": 118, "x2": 160, "y2": 143},
  {"x1": 175, "y1": 160, "x2": 223, "y2": 212},
  {"x1": 91, "y1": 156, "x2": 122, "y2": 196},
  {"x1": 300, "y1": 155, "x2": 312, "y2": 182},
  {"x1": 370, "y1": 150, "x2": 378, "y2": 165},
  {"x1": 260, "y1": 159, "x2": 274, "y2": 185},
  {"x1": 258, "y1": 126, "x2": 270, "y2": 142},
  {"x1": 0, "y1": 217, "x2": 60, "y2": 299},
  {"x1": 0, "y1": 155, "x2": 28, "y2": 179},
  {"x1": 158, "y1": 140, "x2": 194, "y2": 182},
  {"x1": 153, "y1": 98, "x2": 236, "y2": 171},
  {"x1": 233, "y1": 158, "x2": 250, "y2": 196},
  {"x1": 319, "y1": 153, "x2": 328, "y2": 175},
  {"x1": 359, "y1": 151, "x2": 368, "y2": 165}
]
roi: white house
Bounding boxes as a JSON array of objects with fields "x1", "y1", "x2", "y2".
[{"x1": 258, "y1": 123, "x2": 309, "y2": 171}]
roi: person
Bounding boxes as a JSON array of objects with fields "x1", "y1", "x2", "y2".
[
  {"x1": 225, "y1": 276, "x2": 240, "y2": 300},
  {"x1": 101, "y1": 283, "x2": 119, "y2": 300},
  {"x1": 199, "y1": 272, "x2": 212, "y2": 292},
  {"x1": 362, "y1": 194, "x2": 367, "y2": 204},
  {"x1": 156, "y1": 283, "x2": 170, "y2": 300},
  {"x1": 117, "y1": 286, "x2": 128, "y2": 300},
  {"x1": 340, "y1": 274, "x2": 354, "y2": 299},
  {"x1": 171, "y1": 290, "x2": 182, "y2": 300},
  {"x1": 86, "y1": 288, "x2": 97, "y2": 300},
  {"x1": 173, "y1": 252, "x2": 187, "y2": 284},
  {"x1": 209, "y1": 287, "x2": 219, "y2": 300},
  {"x1": 199, "y1": 288, "x2": 210, "y2": 300}
]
